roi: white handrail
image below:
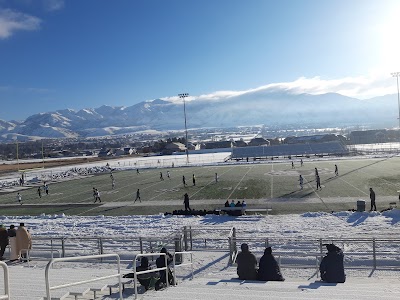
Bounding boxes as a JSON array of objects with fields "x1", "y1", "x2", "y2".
[
  {"x1": 0, "y1": 261, "x2": 10, "y2": 300},
  {"x1": 45, "y1": 253, "x2": 123, "y2": 300},
  {"x1": 173, "y1": 251, "x2": 193, "y2": 285},
  {"x1": 133, "y1": 252, "x2": 169, "y2": 300}
]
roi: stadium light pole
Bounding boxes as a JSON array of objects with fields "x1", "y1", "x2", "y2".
[
  {"x1": 178, "y1": 93, "x2": 190, "y2": 164},
  {"x1": 391, "y1": 72, "x2": 400, "y2": 129}
]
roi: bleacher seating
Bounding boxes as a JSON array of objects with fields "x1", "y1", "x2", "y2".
[{"x1": 231, "y1": 141, "x2": 348, "y2": 159}]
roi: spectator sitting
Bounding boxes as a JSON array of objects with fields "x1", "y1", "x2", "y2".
[
  {"x1": 16, "y1": 223, "x2": 32, "y2": 262},
  {"x1": 236, "y1": 243, "x2": 258, "y2": 280},
  {"x1": 235, "y1": 201, "x2": 242, "y2": 207},
  {"x1": 229, "y1": 200, "x2": 236, "y2": 207},
  {"x1": 155, "y1": 247, "x2": 174, "y2": 290},
  {"x1": 242, "y1": 200, "x2": 247, "y2": 207},
  {"x1": 123, "y1": 256, "x2": 159, "y2": 290},
  {"x1": 224, "y1": 200, "x2": 230, "y2": 207},
  {"x1": 320, "y1": 244, "x2": 346, "y2": 283},
  {"x1": 0, "y1": 225, "x2": 9, "y2": 261},
  {"x1": 258, "y1": 247, "x2": 285, "y2": 281}
]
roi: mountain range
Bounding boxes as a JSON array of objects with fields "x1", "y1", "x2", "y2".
[{"x1": 0, "y1": 91, "x2": 398, "y2": 142}]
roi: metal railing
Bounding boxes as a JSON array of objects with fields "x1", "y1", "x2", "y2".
[
  {"x1": 183, "y1": 226, "x2": 235, "y2": 251},
  {"x1": 133, "y1": 252, "x2": 169, "y2": 300},
  {"x1": 173, "y1": 251, "x2": 194, "y2": 285},
  {"x1": 45, "y1": 253, "x2": 123, "y2": 300},
  {"x1": 0, "y1": 261, "x2": 10, "y2": 300},
  {"x1": 229, "y1": 237, "x2": 400, "y2": 270}
]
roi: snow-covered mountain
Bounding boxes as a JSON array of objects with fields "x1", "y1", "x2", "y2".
[{"x1": 0, "y1": 91, "x2": 398, "y2": 141}]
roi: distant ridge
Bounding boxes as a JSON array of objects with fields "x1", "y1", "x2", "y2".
[{"x1": 0, "y1": 92, "x2": 397, "y2": 141}]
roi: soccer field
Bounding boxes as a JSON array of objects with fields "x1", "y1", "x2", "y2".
[{"x1": 1, "y1": 156, "x2": 400, "y2": 215}]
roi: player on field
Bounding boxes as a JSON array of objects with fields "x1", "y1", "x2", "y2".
[
  {"x1": 37, "y1": 187, "x2": 42, "y2": 198},
  {"x1": 299, "y1": 175, "x2": 304, "y2": 190},
  {"x1": 16, "y1": 192, "x2": 22, "y2": 205},
  {"x1": 182, "y1": 175, "x2": 186, "y2": 187},
  {"x1": 300, "y1": 159, "x2": 303, "y2": 167},
  {"x1": 112, "y1": 179, "x2": 116, "y2": 189},
  {"x1": 334, "y1": 164, "x2": 339, "y2": 176},
  {"x1": 94, "y1": 189, "x2": 101, "y2": 203},
  {"x1": 134, "y1": 189, "x2": 141, "y2": 203},
  {"x1": 215, "y1": 173, "x2": 218, "y2": 183},
  {"x1": 316, "y1": 175, "x2": 321, "y2": 190},
  {"x1": 167, "y1": 170, "x2": 170, "y2": 179},
  {"x1": 160, "y1": 172, "x2": 164, "y2": 181},
  {"x1": 291, "y1": 161, "x2": 295, "y2": 169},
  {"x1": 192, "y1": 174, "x2": 196, "y2": 186},
  {"x1": 137, "y1": 169, "x2": 140, "y2": 174}
]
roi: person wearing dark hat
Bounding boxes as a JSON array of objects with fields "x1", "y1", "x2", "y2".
[
  {"x1": 0, "y1": 224, "x2": 9, "y2": 260},
  {"x1": 236, "y1": 243, "x2": 258, "y2": 280},
  {"x1": 7, "y1": 225, "x2": 18, "y2": 261},
  {"x1": 16, "y1": 223, "x2": 32, "y2": 262},
  {"x1": 319, "y1": 244, "x2": 346, "y2": 283},
  {"x1": 258, "y1": 247, "x2": 285, "y2": 281},
  {"x1": 155, "y1": 247, "x2": 174, "y2": 290},
  {"x1": 123, "y1": 256, "x2": 159, "y2": 290}
]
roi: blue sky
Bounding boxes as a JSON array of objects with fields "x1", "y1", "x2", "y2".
[{"x1": 0, "y1": 0, "x2": 399, "y2": 121}]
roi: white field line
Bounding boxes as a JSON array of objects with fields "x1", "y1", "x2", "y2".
[
  {"x1": 68, "y1": 170, "x2": 166, "y2": 203},
  {"x1": 148, "y1": 166, "x2": 214, "y2": 201},
  {"x1": 270, "y1": 162, "x2": 274, "y2": 199},
  {"x1": 191, "y1": 165, "x2": 237, "y2": 200},
  {"x1": 227, "y1": 166, "x2": 253, "y2": 200},
  {"x1": 112, "y1": 167, "x2": 190, "y2": 202},
  {"x1": 337, "y1": 177, "x2": 369, "y2": 196}
]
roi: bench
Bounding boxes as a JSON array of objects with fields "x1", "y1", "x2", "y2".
[
  {"x1": 218, "y1": 206, "x2": 272, "y2": 216},
  {"x1": 218, "y1": 207, "x2": 245, "y2": 216}
]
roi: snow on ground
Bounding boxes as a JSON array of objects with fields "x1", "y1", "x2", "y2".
[
  {"x1": 0, "y1": 210, "x2": 399, "y2": 300},
  {"x1": 1, "y1": 209, "x2": 399, "y2": 239}
]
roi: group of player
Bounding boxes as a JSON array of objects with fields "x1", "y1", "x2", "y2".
[
  {"x1": 298, "y1": 163, "x2": 339, "y2": 191},
  {"x1": 108, "y1": 168, "x2": 219, "y2": 205}
]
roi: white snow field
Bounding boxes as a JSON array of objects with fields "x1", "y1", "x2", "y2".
[{"x1": 0, "y1": 210, "x2": 399, "y2": 300}]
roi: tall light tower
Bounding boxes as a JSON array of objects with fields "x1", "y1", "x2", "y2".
[
  {"x1": 178, "y1": 93, "x2": 189, "y2": 164},
  {"x1": 391, "y1": 72, "x2": 400, "y2": 129}
]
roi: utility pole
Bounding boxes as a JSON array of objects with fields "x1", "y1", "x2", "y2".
[
  {"x1": 178, "y1": 93, "x2": 189, "y2": 164},
  {"x1": 391, "y1": 72, "x2": 400, "y2": 129}
]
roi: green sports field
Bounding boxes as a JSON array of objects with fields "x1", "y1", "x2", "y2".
[{"x1": 1, "y1": 156, "x2": 400, "y2": 215}]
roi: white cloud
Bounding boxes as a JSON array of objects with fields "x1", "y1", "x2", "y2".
[
  {"x1": 160, "y1": 74, "x2": 398, "y2": 104},
  {"x1": 42, "y1": 0, "x2": 64, "y2": 12},
  {"x1": 0, "y1": 8, "x2": 41, "y2": 39}
]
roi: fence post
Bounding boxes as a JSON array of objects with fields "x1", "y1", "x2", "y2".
[
  {"x1": 189, "y1": 226, "x2": 193, "y2": 251},
  {"x1": 174, "y1": 235, "x2": 182, "y2": 264},
  {"x1": 50, "y1": 239, "x2": 54, "y2": 259},
  {"x1": 139, "y1": 237, "x2": 143, "y2": 254},
  {"x1": 183, "y1": 226, "x2": 188, "y2": 251},
  {"x1": 372, "y1": 238, "x2": 376, "y2": 269},
  {"x1": 228, "y1": 236, "x2": 233, "y2": 264},
  {"x1": 61, "y1": 238, "x2": 65, "y2": 257},
  {"x1": 319, "y1": 238, "x2": 323, "y2": 255},
  {"x1": 232, "y1": 227, "x2": 237, "y2": 254},
  {"x1": 99, "y1": 238, "x2": 103, "y2": 255}
]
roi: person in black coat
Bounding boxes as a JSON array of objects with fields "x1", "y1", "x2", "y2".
[
  {"x1": 123, "y1": 256, "x2": 159, "y2": 290},
  {"x1": 183, "y1": 193, "x2": 191, "y2": 211},
  {"x1": 155, "y1": 247, "x2": 174, "y2": 290},
  {"x1": 236, "y1": 243, "x2": 258, "y2": 280},
  {"x1": 319, "y1": 244, "x2": 346, "y2": 283},
  {"x1": 0, "y1": 224, "x2": 9, "y2": 260},
  {"x1": 258, "y1": 247, "x2": 285, "y2": 281}
]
